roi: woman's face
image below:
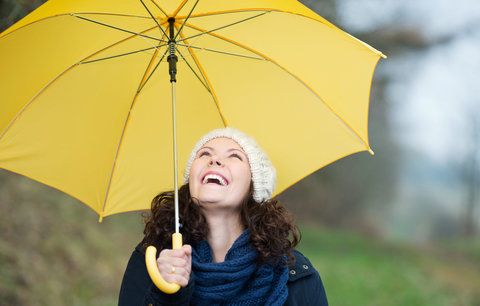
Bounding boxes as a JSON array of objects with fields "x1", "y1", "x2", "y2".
[{"x1": 189, "y1": 137, "x2": 251, "y2": 210}]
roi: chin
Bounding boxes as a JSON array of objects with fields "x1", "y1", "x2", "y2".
[
  {"x1": 198, "y1": 198, "x2": 241, "y2": 210},
  {"x1": 195, "y1": 193, "x2": 225, "y2": 204}
]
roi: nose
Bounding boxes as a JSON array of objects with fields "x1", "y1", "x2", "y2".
[{"x1": 208, "y1": 156, "x2": 223, "y2": 167}]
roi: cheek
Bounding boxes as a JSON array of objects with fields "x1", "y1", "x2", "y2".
[
  {"x1": 189, "y1": 161, "x2": 201, "y2": 179},
  {"x1": 188, "y1": 171, "x2": 196, "y2": 185},
  {"x1": 188, "y1": 162, "x2": 202, "y2": 190},
  {"x1": 238, "y1": 167, "x2": 252, "y2": 191},
  {"x1": 237, "y1": 176, "x2": 252, "y2": 202}
]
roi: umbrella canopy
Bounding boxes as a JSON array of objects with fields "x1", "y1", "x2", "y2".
[{"x1": 0, "y1": 0, "x2": 385, "y2": 220}]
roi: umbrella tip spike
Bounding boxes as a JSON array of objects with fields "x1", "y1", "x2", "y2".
[
  {"x1": 98, "y1": 215, "x2": 104, "y2": 223},
  {"x1": 368, "y1": 149, "x2": 375, "y2": 156}
]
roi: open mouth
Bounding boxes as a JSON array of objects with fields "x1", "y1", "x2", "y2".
[{"x1": 202, "y1": 173, "x2": 228, "y2": 186}]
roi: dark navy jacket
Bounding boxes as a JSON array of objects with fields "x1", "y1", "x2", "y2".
[{"x1": 118, "y1": 243, "x2": 328, "y2": 305}]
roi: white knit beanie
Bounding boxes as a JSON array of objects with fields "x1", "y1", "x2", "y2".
[{"x1": 183, "y1": 127, "x2": 276, "y2": 203}]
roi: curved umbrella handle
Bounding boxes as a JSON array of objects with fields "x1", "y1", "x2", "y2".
[{"x1": 145, "y1": 233, "x2": 183, "y2": 294}]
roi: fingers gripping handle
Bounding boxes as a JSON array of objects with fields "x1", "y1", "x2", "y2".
[{"x1": 145, "y1": 233, "x2": 183, "y2": 294}]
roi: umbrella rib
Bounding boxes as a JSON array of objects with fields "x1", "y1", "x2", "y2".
[
  {"x1": 175, "y1": 46, "x2": 211, "y2": 92},
  {"x1": 149, "y1": 0, "x2": 169, "y2": 18},
  {"x1": 176, "y1": 42, "x2": 264, "y2": 61},
  {"x1": 177, "y1": 9, "x2": 271, "y2": 19},
  {"x1": 0, "y1": 14, "x2": 65, "y2": 39},
  {"x1": 136, "y1": 29, "x2": 169, "y2": 93},
  {"x1": 137, "y1": 47, "x2": 170, "y2": 93},
  {"x1": 100, "y1": 40, "x2": 166, "y2": 218},
  {"x1": 177, "y1": 8, "x2": 341, "y2": 30},
  {"x1": 0, "y1": 13, "x2": 150, "y2": 40},
  {"x1": 172, "y1": 0, "x2": 190, "y2": 17},
  {"x1": 79, "y1": 44, "x2": 167, "y2": 65},
  {"x1": 71, "y1": 12, "x2": 152, "y2": 19},
  {"x1": 176, "y1": 11, "x2": 269, "y2": 43},
  {"x1": 183, "y1": 22, "x2": 371, "y2": 149},
  {"x1": 173, "y1": 0, "x2": 200, "y2": 41},
  {"x1": 139, "y1": 0, "x2": 169, "y2": 38},
  {"x1": 176, "y1": 29, "x2": 228, "y2": 127},
  {"x1": 0, "y1": 64, "x2": 77, "y2": 142},
  {"x1": 80, "y1": 24, "x2": 162, "y2": 63},
  {"x1": 72, "y1": 13, "x2": 166, "y2": 43},
  {"x1": 0, "y1": 24, "x2": 163, "y2": 143}
]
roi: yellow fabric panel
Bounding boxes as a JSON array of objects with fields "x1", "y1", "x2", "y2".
[
  {"x1": 175, "y1": 0, "x2": 328, "y2": 23},
  {"x1": 186, "y1": 11, "x2": 379, "y2": 142},
  {"x1": 0, "y1": 14, "x2": 158, "y2": 132},
  {"x1": 0, "y1": 0, "x2": 157, "y2": 37},
  {"x1": 0, "y1": 46, "x2": 151, "y2": 213}
]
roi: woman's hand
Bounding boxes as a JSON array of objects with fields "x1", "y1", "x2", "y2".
[{"x1": 156, "y1": 245, "x2": 192, "y2": 287}]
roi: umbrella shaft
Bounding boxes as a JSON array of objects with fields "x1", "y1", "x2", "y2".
[
  {"x1": 171, "y1": 81, "x2": 180, "y2": 234},
  {"x1": 168, "y1": 17, "x2": 180, "y2": 234}
]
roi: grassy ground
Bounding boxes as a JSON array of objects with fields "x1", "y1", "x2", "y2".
[{"x1": 298, "y1": 224, "x2": 480, "y2": 306}]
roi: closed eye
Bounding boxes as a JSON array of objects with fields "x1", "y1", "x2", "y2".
[
  {"x1": 198, "y1": 150, "x2": 211, "y2": 157},
  {"x1": 230, "y1": 153, "x2": 243, "y2": 161}
]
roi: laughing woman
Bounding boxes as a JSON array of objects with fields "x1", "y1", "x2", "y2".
[{"x1": 118, "y1": 127, "x2": 328, "y2": 305}]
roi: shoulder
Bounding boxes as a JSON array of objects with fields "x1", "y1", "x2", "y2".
[
  {"x1": 135, "y1": 241, "x2": 147, "y2": 255},
  {"x1": 285, "y1": 250, "x2": 329, "y2": 306},
  {"x1": 122, "y1": 241, "x2": 150, "y2": 285},
  {"x1": 118, "y1": 241, "x2": 151, "y2": 305},
  {"x1": 287, "y1": 249, "x2": 316, "y2": 282}
]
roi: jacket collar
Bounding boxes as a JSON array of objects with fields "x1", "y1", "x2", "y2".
[{"x1": 288, "y1": 249, "x2": 316, "y2": 282}]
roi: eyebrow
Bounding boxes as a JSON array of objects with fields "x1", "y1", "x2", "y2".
[{"x1": 200, "y1": 146, "x2": 247, "y2": 156}]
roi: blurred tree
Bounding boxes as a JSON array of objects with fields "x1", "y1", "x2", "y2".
[
  {"x1": 0, "y1": 0, "x2": 45, "y2": 30},
  {"x1": 462, "y1": 112, "x2": 479, "y2": 237},
  {"x1": 301, "y1": 0, "x2": 337, "y2": 21},
  {"x1": 355, "y1": 11, "x2": 480, "y2": 240}
]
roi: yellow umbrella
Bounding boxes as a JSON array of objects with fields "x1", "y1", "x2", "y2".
[
  {"x1": 0, "y1": 0, "x2": 385, "y2": 218},
  {"x1": 0, "y1": 0, "x2": 385, "y2": 292}
]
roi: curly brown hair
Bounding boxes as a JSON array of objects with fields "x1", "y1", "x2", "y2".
[{"x1": 142, "y1": 184, "x2": 301, "y2": 266}]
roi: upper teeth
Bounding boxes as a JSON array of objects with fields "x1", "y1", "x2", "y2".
[{"x1": 203, "y1": 174, "x2": 227, "y2": 186}]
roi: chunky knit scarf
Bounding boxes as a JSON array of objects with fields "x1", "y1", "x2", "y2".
[{"x1": 191, "y1": 230, "x2": 289, "y2": 306}]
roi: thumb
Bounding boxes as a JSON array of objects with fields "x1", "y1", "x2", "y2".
[{"x1": 182, "y1": 244, "x2": 192, "y2": 256}]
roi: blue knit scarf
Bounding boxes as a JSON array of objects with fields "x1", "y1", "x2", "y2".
[{"x1": 191, "y1": 229, "x2": 289, "y2": 306}]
